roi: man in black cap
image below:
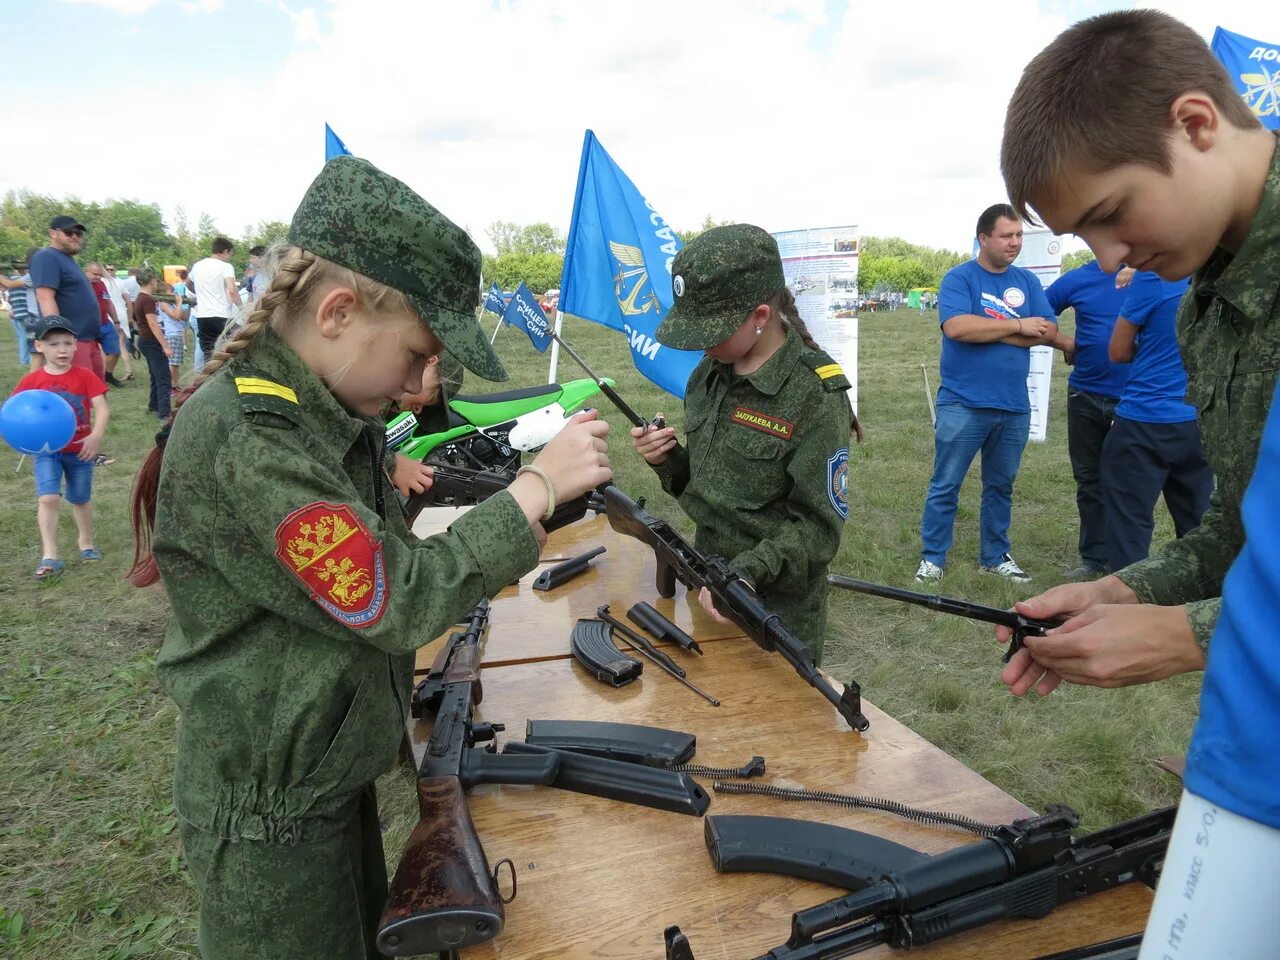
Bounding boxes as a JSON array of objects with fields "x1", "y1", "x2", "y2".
[{"x1": 30, "y1": 215, "x2": 104, "y2": 382}]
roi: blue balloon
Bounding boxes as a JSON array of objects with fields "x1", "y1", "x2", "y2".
[{"x1": 1, "y1": 390, "x2": 77, "y2": 455}]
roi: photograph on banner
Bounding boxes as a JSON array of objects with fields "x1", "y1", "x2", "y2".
[{"x1": 772, "y1": 225, "x2": 860, "y2": 413}]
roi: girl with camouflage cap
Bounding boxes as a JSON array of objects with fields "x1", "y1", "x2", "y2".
[
  {"x1": 632, "y1": 223, "x2": 859, "y2": 663},
  {"x1": 125, "y1": 156, "x2": 612, "y2": 959}
]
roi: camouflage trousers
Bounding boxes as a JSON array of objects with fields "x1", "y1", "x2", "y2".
[
  {"x1": 181, "y1": 785, "x2": 387, "y2": 960},
  {"x1": 764, "y1": 581, "x2": 829, "y2": 665}
]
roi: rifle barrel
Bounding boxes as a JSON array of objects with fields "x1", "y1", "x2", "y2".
[
  {"x1": 546, "y1": 329, "x2": 647, "y2": 427},
  {"x1": 827, "y1": 574, "x2": 1018, "y2": 629}
]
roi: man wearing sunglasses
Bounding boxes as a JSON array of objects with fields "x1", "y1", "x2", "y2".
[{"x1": 31, "y1": 215, "x2": 105, "y2": 381}]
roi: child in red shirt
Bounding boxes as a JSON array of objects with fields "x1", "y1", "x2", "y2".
[{"x1": 10, "y1": 316, "x2": 110, "y2": 578}]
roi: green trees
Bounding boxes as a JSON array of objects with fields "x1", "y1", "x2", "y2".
[
  {"x1": 0, "y1": 187, "x2": 991, "y2": 306},
  {"x1": 481, "y1": 222, "x2": 566, "y2": 292},
  {"x1": 857, "y1": 236, "x2": 969, "y2": 296},
  {"x1": 0, "y1": 191, "x2": 288, "y2": 274},
  {"x1": 481, "y1": 250, "x2": 564, "y2": 293},
  {"x1": 1061, "y1": 249, "x2": 1096, "y2": 272}
]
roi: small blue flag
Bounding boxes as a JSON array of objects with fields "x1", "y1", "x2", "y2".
[
  {"x1": 483, "y1": 282, "x2": 507, "y2": 318},
  {"x1": 559, "y1": 130, "x2": 702, "y2": 399},
  {"x1": 325, "y1": 123, "x2": 352, "y2": 161},
  {"x1": 1211, "y1": 27, "x2": 1280, "y2": 130},
  {"x1": 503, "y1": 282, "x2": 552, "y2": 353}
]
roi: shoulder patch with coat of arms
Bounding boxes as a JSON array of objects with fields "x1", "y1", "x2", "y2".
[{"x1": 274, "y1": 502, "x2": 388, "y2": 628}]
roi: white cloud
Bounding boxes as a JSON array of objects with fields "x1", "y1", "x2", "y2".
[
  {"x1": 276, "y1": 1, "x2": 320, "y2": 43},
  {"x1": 178, "y1": 0, "x2": 225, "y2": 13},
  {"x1": 59, "y1": 0, "x2": 165, "y2": 14},
  {"x1": 12, "y1": 0, "x2": 1277, "y2": 256}
]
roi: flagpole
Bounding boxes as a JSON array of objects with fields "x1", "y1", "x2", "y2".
[
  {"x1": 489, "y1": 314, "x2": 503, "y2": 345},
  {"x1": 548, "y1": 308, "x2": 562, "y2": 384}
]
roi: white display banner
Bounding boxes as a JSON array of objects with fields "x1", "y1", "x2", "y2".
[
  {"x1": 772, "y1": 225, "x2": 860, "y2": 413},
  {"x1": 1014, "y1": 228, "x2": 1064, "y2": 443}
]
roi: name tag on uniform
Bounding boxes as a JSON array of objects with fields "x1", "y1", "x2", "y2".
[{"x1": 730, "y1": 406, "x2": 795, "y2": 440}]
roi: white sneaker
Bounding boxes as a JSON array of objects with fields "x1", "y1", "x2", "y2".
[
  {"x1": 980, "y1": 554, "x2": 1032, "y2": 583},
  {"x1": 914, "y1": 560, "x2": 944, "y2": 583}
]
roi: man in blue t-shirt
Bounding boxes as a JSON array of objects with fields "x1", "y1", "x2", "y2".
[
  {"x1": 917, "y1": 204, "x2": 1060, "y2": 583},
  {"x1": 1045, "y1": 260, "x2": 1132, "y2": 580},
  {"x1": 1102, "y1": 271, "x2": 1212, "y2": 571},
  {"x1": 30, "y1": 214, "x2": 104, "y2": 381}
]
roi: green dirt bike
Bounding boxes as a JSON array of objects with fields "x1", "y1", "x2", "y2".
[{"x1": 385, "y1": 376, "x2": 612, "y2": 480}]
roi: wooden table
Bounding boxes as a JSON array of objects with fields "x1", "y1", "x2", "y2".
[{"x1": 405, "y1": 509, "x2": 1152, "y2": 959}]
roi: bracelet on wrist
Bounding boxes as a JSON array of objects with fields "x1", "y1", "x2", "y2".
[{"x1": 516, "y1": 465, "x2": 556, "y2": 522}]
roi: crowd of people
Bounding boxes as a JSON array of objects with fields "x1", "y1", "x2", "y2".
[
  {"x1": 2, "y1": 226, "x2": 269, "y2": 578},
  {"x1": 915, "y1": 203, "x2": 1214, "y2": 587}
]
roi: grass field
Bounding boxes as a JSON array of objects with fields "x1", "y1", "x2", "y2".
[{"x1": 0, "y1": 308, "x2": 1196, "y2": 958}]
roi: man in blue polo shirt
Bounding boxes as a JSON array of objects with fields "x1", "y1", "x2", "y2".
[
  {"x1": 1103, "y1": 272, "x2": 1212, "y2": 571},
  {"x1": 1046, "y1": 260, "x2": 1132, "y2": 580},
  {"x1": 917, "y1": 204, "x2": 1059, "y2": 583}
]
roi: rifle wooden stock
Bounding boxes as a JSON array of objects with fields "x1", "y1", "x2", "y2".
[{"x1": 377, "y1": 776, "x2": 505, "y2": 957}]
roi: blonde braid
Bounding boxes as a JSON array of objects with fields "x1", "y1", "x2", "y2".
[{"x1": 171, "y1": 248, "x2": 317, "y2": 415}]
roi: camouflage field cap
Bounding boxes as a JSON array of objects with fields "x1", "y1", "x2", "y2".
[
  {"x1": 288, "y1": 155, "x2": 507, "y2": 381},
  {"x1": 657, "y1": 223, "x2": 785, "y2": 351}
]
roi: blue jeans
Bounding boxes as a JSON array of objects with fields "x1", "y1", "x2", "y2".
[
  {"x1": 920, "y1": 404, "x2": 1031, "y2": 567},
  {"x1": 138, "y1": 336, "x2": 172, "y2": 419},
  {"x1": 12, "y1": 316, "x2": 31, "y2": 365}
]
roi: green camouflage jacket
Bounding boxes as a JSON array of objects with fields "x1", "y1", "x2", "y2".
[
  {"x1": 1116, "y1": 133, "x2": 1280, "y2": 648},
  {"x1": 654, "y1": 327, "x2": 852, "y2": 661},
  {"x1": 154, "y1": 326, "x2": 538, "y2": 843}
]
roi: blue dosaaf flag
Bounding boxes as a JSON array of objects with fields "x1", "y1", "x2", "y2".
[
  {"x1": 503, "y1": 283, "x2": 552, "y2": 353},
  {"x1": 1211, "y1": 27, "x2": 1280, "y2": 131},
  {"x1": 559, "y1": 130, "x2": 702, "y2": 399},
  {"x1": 325, "y1": 123, "x2": 352, "y2": 161},
  {"x1": 483, "y1": 282, "x2": 507, "y2": 318}
]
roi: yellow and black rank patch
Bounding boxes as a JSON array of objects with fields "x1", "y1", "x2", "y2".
[{"x1": 730, "y1": 406, "x2": 795, "y2": 440}]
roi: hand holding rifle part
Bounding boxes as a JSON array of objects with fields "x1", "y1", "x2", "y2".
[
  {"x1": 602, "y1": 484, "x2": 869, "y2": 732},
  {"x1": 826, "y1": 574, "x2": 1062, "y2": 662},
  {"x1": 401, "y1": 461, "x2": 604, "y2": 531}
]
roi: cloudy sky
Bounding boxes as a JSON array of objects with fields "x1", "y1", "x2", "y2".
[{"x1": 4, "y1": 0, "x2": 1271, "y2": 253}]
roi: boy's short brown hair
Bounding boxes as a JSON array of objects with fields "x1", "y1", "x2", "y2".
[{"x1": 1002, "y1": 10, "x2": 1260, "y2": 222}]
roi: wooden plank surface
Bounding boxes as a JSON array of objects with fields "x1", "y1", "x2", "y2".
[
  {"x1": 405, "y1": 639, "x2": 1152, "y2": 959},
  {"x1": 414, "y1": 513, "x2": 743, "y2": 673}
]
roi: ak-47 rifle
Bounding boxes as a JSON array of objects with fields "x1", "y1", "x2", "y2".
[
  {"x1": 601, "y1": 485, "x2": 869, "y2": 732},
  {"x1": 826, "y1": 574, "x2": 1062, "y2": 662},
  {"x1": 381, "y1": 600, "x2": 711, "y2": 955},
  {"x1": 402, "y1": 462, "x2": 604, "y2": 531},
  {"x1": 663, "y1": 805, "x2": 1172, "y2": 960},
  {"x1": 377, "y1": 600, "x2": 560, "y2": 957}
]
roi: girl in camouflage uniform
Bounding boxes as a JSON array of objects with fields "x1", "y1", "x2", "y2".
[
  {"x1": 632, "y1": 224, "x2": 859, "y2": 663},
  {"x1": 126, "y1": 157, "x2": 612, "y2": 960}
]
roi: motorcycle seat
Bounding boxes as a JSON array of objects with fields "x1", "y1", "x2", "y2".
[
  {"x1": 452, "y1": 384, "x2": 560, "y2": 404},
  {"x1": 450, "y1": 383, "x2": 564, "y2": 421}
]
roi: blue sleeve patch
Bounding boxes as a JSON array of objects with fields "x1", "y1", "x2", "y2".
[{"x1": 827, "y1": 448, "x2": 849, "y2": 520}]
